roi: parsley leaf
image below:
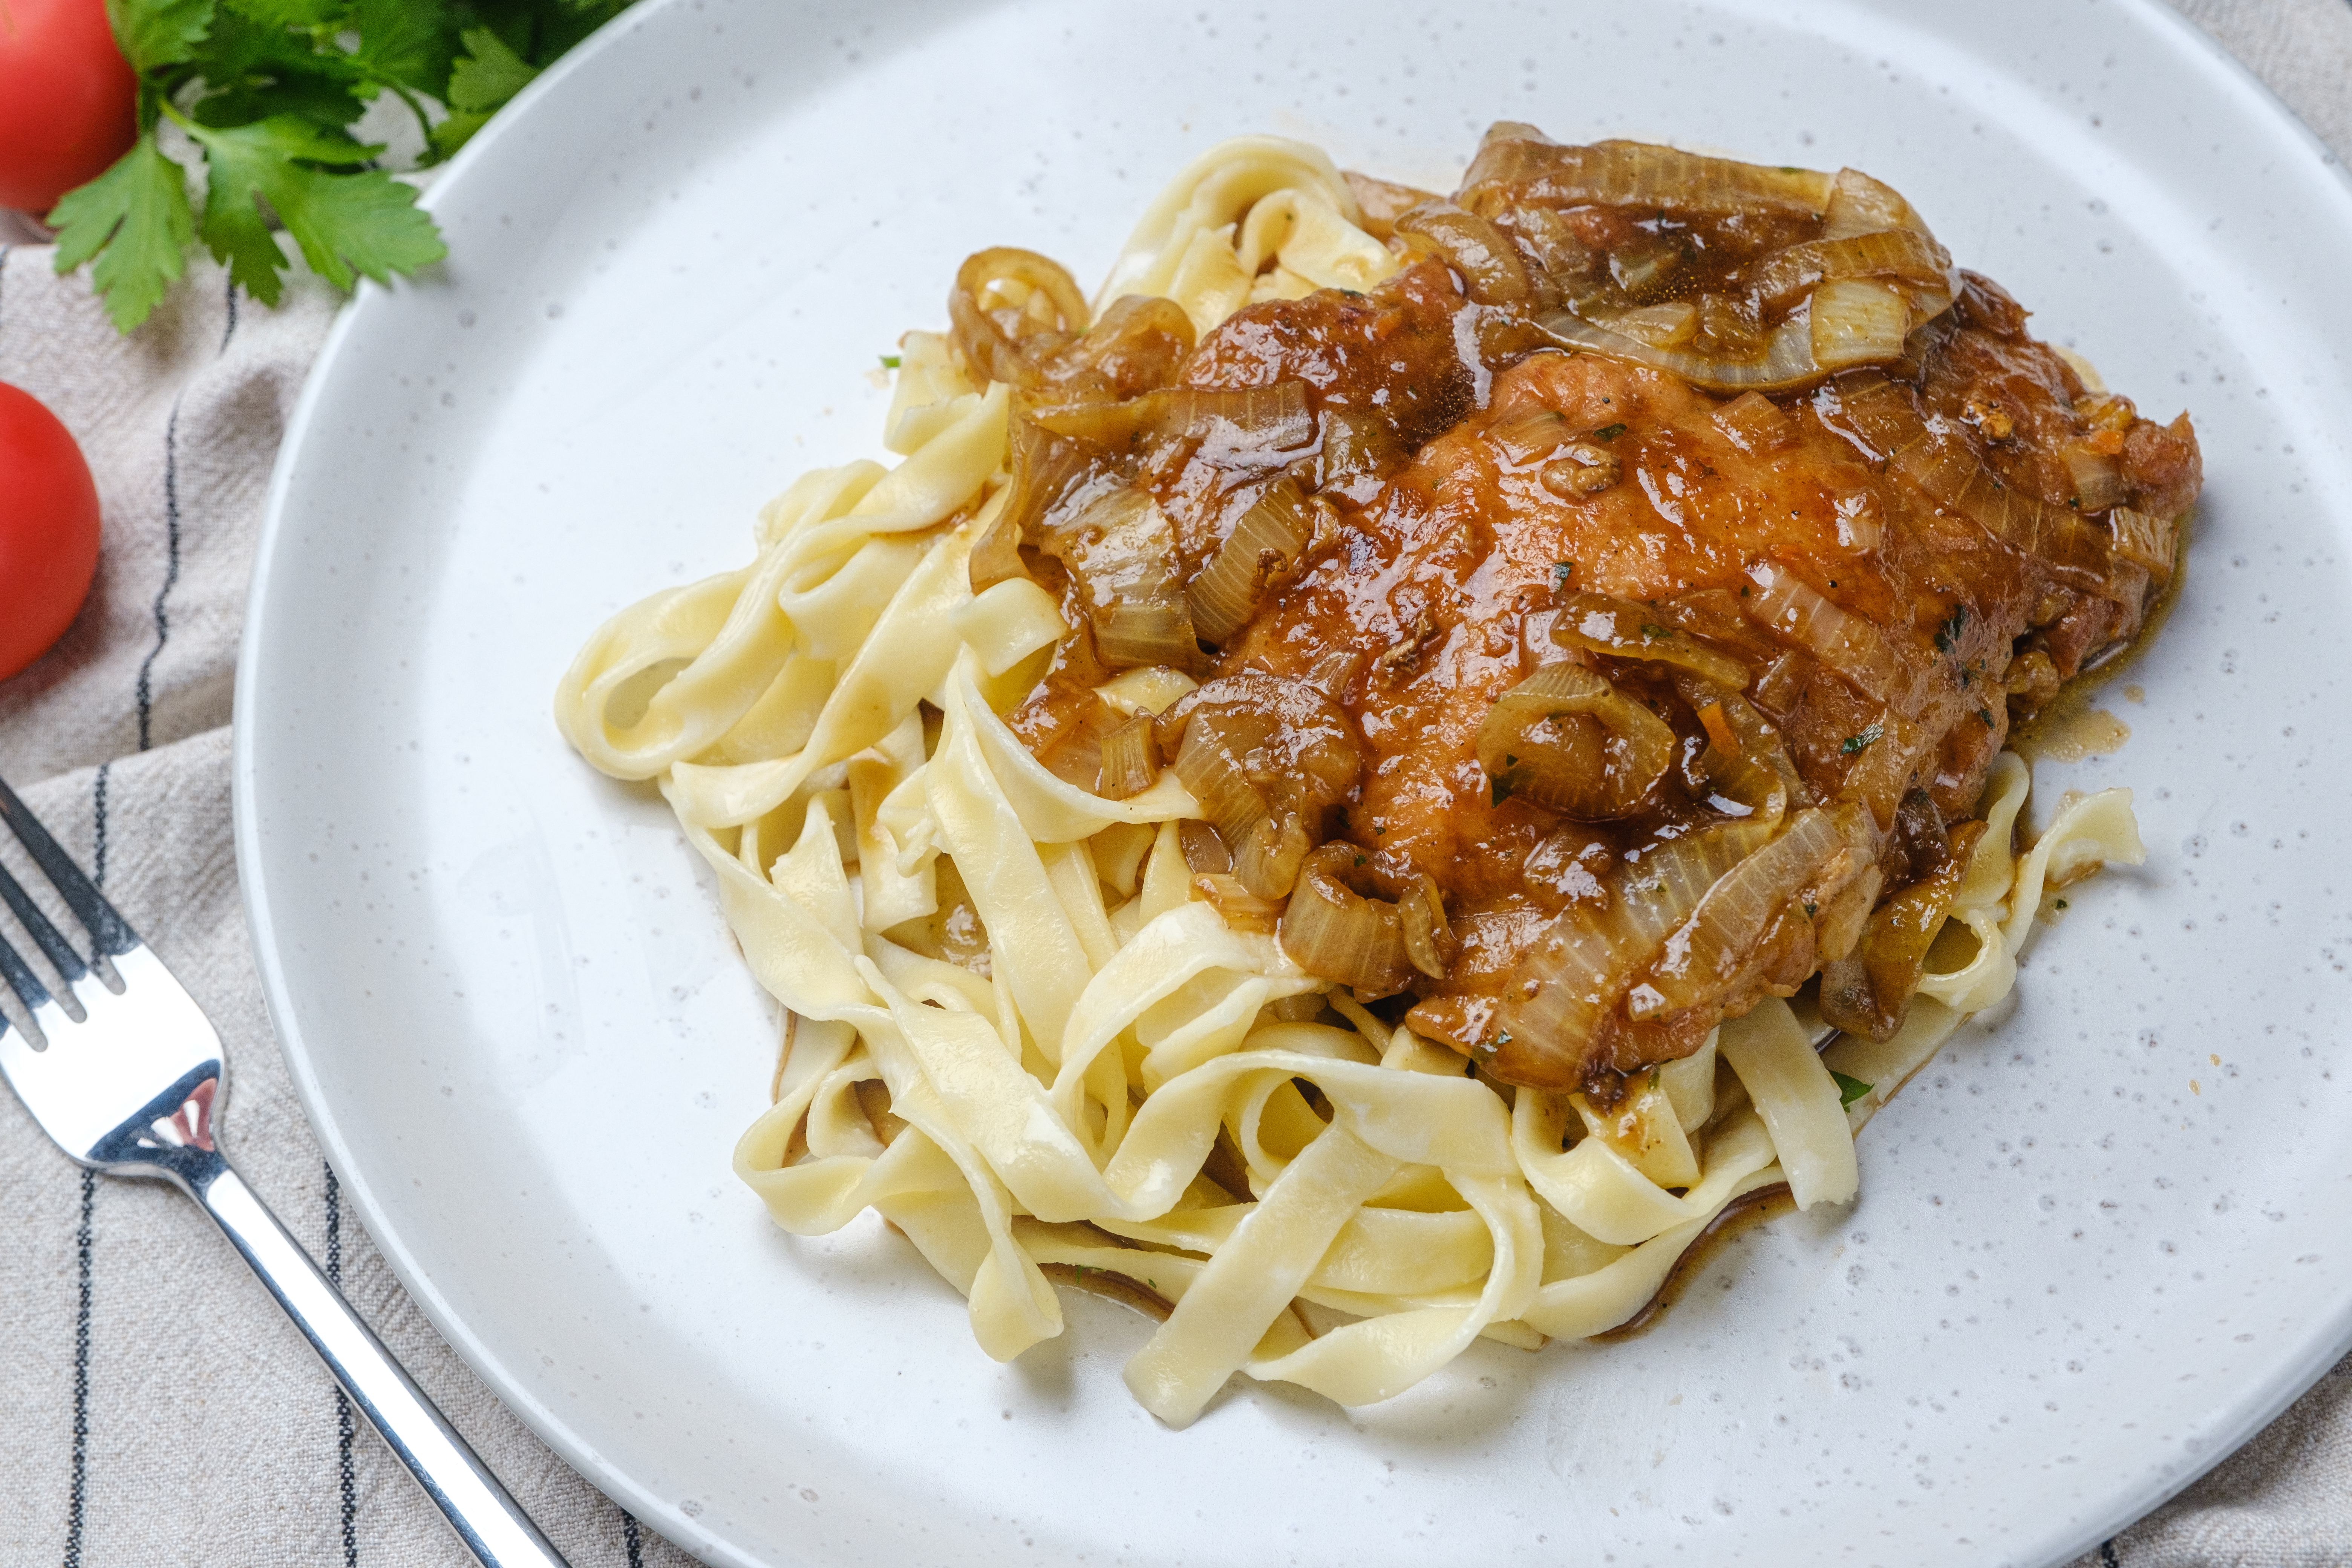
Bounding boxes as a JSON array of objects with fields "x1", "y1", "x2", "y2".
[
  {"x1": 430, "y1": 27, "x2": 541, "y2": 157},
  {"x1": 219, "y1": 0, "x2": 341, "y2": 25},
  {"x1": 1841, "y1": 724, "x2": 1883, "y2": 755},
  {"x1": 191, "y1": 12, "x2": 372, "y2": 131},
  {"x1": 879, "y1": 352, "x2": 902, "y2": 369},
  {"x1": 48, "y1": 137, "x2": 196, "y2": 331},
  {"x1": 1594, "y1": 422, "x2": 1628, "y2": 441},
  {"x1": 185, "y1": 115, "x2": 445, "y2": 302},
  {"x1": 107, "y1": 0, "x2": 215, "y2": 74},
  {"x1": 1831, "y1": 1071, "x2": 1873, "y2": 1108},
  {"x1": 346, "y1": 0, "x2": 455, "y2": 94}
]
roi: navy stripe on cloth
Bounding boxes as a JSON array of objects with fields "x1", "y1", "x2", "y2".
[
  {"x1": 327, "y1": 1164, "x2": 359, "y2": 1566},
  {"x1": 64, "y1": 764, "x2": 113, "y2": 1568},
  {"x1": 136, "y1": 402, "x2": 185, "y2": 754}
]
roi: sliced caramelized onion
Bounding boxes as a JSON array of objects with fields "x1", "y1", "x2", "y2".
[
  {"x1": 1486, "y1": 820, "x2": 1773, "y2": 1089},
  {"x1": 1697, "y1": 292, "x2": 1766, "y2": 358},
  {"x1": 1398, "y1": 875, "x2": 1455, "y2": 980},
  {"x1": 1476, "y1": 662, "x2": 1675, "y2": 820},
  {"x1": 1751, "y1": 228, "x2": 1952, "y2": 312},
  {"x1": 949, "y1": 247, "x2": 1090, "y2": 388},
  {"x1": 1550, "y1": 591, "x2": 1751, "y2": 688},
  {"x1": 1394, "y1": 199, "x2": 1539, "y2": 305},
  {"x1": 2062, "y1": 441, "x2": 2130, "y2": 513},
  {"x1": 1049, "y1": 293, "x2": 1196, "y2": 401},
  {"x1": 1460, "y1": 134, "x2": 1833, "y2": 220},
  {"x1": 1232, "y1": 812, "x2": 1312, "y2": 902},
  {"x1": 1028, "y1": 381, "x2": 1313, "y2": 461},
  {"x1": 978, "y1": 410, "x2": 1098, "y2": 592},
  {"x1": 1187, "y1": 477, "x2": 1314, "y2": 645},
  {"x1": 1164, "y1": 382, "x2": 1316, "y2": 461},
  {"x1": 1096, "y1": 713, "x2": 1161, "y2": 800},
  {"x1": 1639, "y1": 805, "x2": 1856, "y2": 1016},
  {"x1": 1032, "y1": 687, "x2": 1123, "y2": 790},
  {"x1": 1598, "y1": 300, "x2": 1699, "y2": 349},
  {"x1": 1710, "y1": 390, "x2": 1798, "y2": 453},
  {"x1": 1162, "y1": 672, "x2": 1364, "y2": 899},
  {"x1": 1279, "y1": 844, "x2": 1415, "y2": 995},
  {"x1": 1821, "y1": 166, "x2": 1932, "y2": 241},
  {"x1": 1839, "y1": 372, "x2": 2112, "y2": 586},
  {"x1": 966, "y1": 498, "x2": 1029, "y2": 593},
  {"x1": 1681, "y1": 679, "x2": 1801, "y2": 829},
  {"x1": 2107, "y1": 505, "x2": 2178, "y2": 581},
  {"x1": 1819, "y1": 819, "x2": 1986, "y2": 1040},
  {"x1": 1178, "y1": 819, "x2": 1232, "y2": 874},
  {"x1": 1751, "y1": 647, "x2": 1808, "y2": 717},
  {"x1": 1809, "y1": 279, "x2": 1912, "y2": 371},
  {"x1": 1742, "y1": 561, "x2": 1914, "y2": 711},
  {"x1": 1192, "y1": 873, "x2": 1283, "y2": 934},
  {"x1": 1041, "y1": 487, "x2": 1204, "y2": 671},
  {"x1": 1488, "y1": 407, "x2": 1574, "y2": 463},
  {"x1": 1317, "y1": 403, "x2": 1410, "y2": 501},
  {"x1": 1535, "y1": 309, "x2": 1826, "y2": 394}
]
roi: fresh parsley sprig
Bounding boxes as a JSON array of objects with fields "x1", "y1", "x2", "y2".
[{"x1": 51, "y1": 0, "x2": 631, "y2": 332}]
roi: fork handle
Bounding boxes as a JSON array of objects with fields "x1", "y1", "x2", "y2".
[{"x1": 192, "y1": 1160, "x2": 574, "y2": 1568}]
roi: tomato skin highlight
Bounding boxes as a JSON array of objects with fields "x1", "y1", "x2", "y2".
[
  {"x1": 0, "y1": 383, "x2": 103, "y2": 682},
  {"x1": 0, "y1": 0, "x2": 140, "y2": 216}
]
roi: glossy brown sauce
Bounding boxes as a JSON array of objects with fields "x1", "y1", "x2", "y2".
[
  {"x1": 1592, "y1": 1181, "x2": 1796, "y2": 1342},
  {"x1": 2007, "y1": 510, "x2": 2192, "y2": 758},
  {"x1": 986, "y1": 129, "x2": 2200, "y2": 1095}
]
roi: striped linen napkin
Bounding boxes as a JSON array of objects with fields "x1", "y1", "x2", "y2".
[{"x1": 1, "y1": 3, "x2": 2348, "y2": 1564}]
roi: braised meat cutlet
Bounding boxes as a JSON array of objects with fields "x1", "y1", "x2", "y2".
[{"x1": 981, "y1": 125, "x2": 2199, "y2": 1100}]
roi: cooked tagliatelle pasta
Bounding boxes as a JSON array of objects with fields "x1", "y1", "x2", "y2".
[{"x1": 554, "y1": 127, "x2": 2193, "y2": 1426}]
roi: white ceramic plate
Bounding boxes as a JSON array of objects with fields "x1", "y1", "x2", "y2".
[{"x1": 237, "y1": 2, "x2": 2352, "y2": 1563}]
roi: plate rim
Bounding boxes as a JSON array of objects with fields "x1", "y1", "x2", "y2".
[{"x1": 230, "y1": 3, "x2": 2352, "y2": 1564}]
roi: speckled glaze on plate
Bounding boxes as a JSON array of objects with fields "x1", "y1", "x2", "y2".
[{"x1": 236, "y1": 2, "x2": 2352, "y2": 1563}]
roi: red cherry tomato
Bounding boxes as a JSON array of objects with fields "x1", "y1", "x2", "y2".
[
  {"x1": 0, "y1": 383, "x2": 103, "y2": 681},
  {"x1": 0, "y1": 0, "x2": 139, "y2": 216}
]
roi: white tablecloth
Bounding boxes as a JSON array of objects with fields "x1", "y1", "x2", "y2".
[{"x1": 1, "y1": 4, "x2": 2347, "y2": 1563}]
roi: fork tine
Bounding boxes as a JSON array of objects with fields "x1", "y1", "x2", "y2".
[
  {"x1": 0, "y1": 859, "x2": 90, "y2": 985},
  {"x1": 0, "y1": 916, "x2": 52, "y2": 1018},
  {"x1": 0, "y1": 773, "x2": 138, "y2": 957}
]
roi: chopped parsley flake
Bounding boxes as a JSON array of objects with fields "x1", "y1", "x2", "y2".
[
  {"x1": 1831, "y1": 1071, "x2": 1874, "y2": 1108},
  {"x1": 2054, "y1": 897, "x2": 2069, "y2": 910},
  {"x1": 1554, "y1": 561, "x2": 1574, "y2": 585},
  {"x1": 1491, "y1": 775, "x2": 1515, "y2": 806},
  {"x1": 1804, "y1": 901, "x2": 1819, "y2": 917},
  {"x1": 1934, "y1": 603, "x2": 1969, "y2": 654},
  {"x1": 1640, "y1": 623, "x2": 1672, "y2": 640},
  {"x1": 1594, "y1": 422, "x2": 1628, "y2": 441},
  {"x1": 879, "y1": 354, "x2": 902, "y2": 369},
  {"x1": 1841, "y1": 724, "x2": 1884, "y2": 755}
]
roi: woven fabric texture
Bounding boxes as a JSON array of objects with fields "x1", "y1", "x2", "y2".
[{"x1": 0, "y1": 5, "x2": 2346, "y2": 1564}]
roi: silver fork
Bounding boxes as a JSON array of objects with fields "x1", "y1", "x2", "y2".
[{"x1": 0, "y1": 775, "x2": 573, "y2": 1568}]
